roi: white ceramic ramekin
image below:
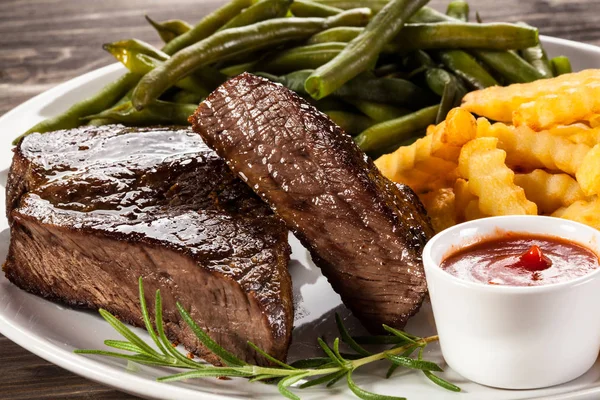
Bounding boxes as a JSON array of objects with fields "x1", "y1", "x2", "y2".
[{"x1": 423, "y1": 216, "x2": 600, "y2": 389}]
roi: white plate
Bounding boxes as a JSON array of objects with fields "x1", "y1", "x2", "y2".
[{"x1": 1, "y1": 36, "x2": 600, "y2": 400}]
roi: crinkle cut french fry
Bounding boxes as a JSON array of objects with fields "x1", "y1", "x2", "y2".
[
  {"x1": 482, "y1": 122, "x2": 590, "y2": 175},
  {"x1": 514, "y1": 169, "x2": 586, "y2": 214},
  {"x1": 513, "y1": 83, "x2": 600, "y2": 130},
  {"x1": 461, "y1": 69, "x2": 600, "y2": 122},
  {"x1": 552, "y1": 197, "x2": 600, "y2": 230},
  {"x1": 430, "y1": 109, "x2": 476, "y2": 162},
  {"x1": 453, "y1": 178, "x2": 476, "y2": 222},
  {"x1": 442, "y1": 108, "x2": 477, "y2": 146},
  {"x1": 576, "y1": 144, "x2": 600, "y2": 196},
  {"x1": 375, "y1": 135, "x2": 457, "y2": 193},
  {"x1": 419, "y1": 188, "x2": 456, "y2": 233},
  {"x1": 464, "y1": 199, "x2": 487, "y2": 221},
  {"x1": 458, "y1": 137, "x2": 538, "y2": 216},
  {"x1": 569, "y1": 127, "x2": 600, "y2": 147},
  {"x1": 547, "y1": 123, "x2": 590, "y2": 137}
]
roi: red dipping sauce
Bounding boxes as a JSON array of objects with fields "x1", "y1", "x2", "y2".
[{"x1": 440, "y1": 234, "x2": 599, "y2": 286}]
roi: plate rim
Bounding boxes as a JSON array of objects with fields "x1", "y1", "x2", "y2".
[{"x1": 1, "y1": 35, "x2": 600, "y2": 400}]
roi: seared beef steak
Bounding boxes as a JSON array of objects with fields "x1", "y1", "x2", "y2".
[
  {"x1": 4, "y1": 125, "x2": 293, "y2": 365},
  {"x1": 191, "y1": 73, "x2": 433, "y2": 332}
]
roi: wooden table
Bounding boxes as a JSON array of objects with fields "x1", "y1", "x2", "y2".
[{"x1": 1, "y1": 0, "x2": 600, "y2": 398}]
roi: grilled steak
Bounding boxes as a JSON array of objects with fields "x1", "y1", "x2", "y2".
[
  {"x1": 191, "y1": 73, "x2": 433, "y2": 332},
  {"x1": 4, "y1": 125, "x2": 293, "y2": 365}
]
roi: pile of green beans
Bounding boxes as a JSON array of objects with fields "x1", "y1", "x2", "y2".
[{"x1": 18, "y1": 0, "x2": 570, "y2": 157}]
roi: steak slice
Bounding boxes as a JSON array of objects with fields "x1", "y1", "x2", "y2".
[
  {"x1": 191, "y1": 73, "x2": 434, "y2": 332},
  {"x1": 4, "y1": 125, "x2": 293, "y2": 365}
]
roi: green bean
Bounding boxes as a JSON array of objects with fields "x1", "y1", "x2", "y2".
[
  {"x1": 290, "y1": 0, "x2": 343, "y2": 17},
  {"x1": 518, "y1": 23, "x2": 553, "y2": 78},
  {"x1": 324, "y1": 110, "x2": 375, "y2": 135},
  {"x1": 14, "y1": 72, "x2": 140, "y2": 144},
  {"x1": 192, "y1": 65, "x2": 228, "y2": 90},
  {"x1": 307, "y1": 26, "x2": 363, "y2": 44},
  {"x1": 446, "y1": 1, "x2": 469, "y2": 21},
  {"x1": 305, "y1": 0, "x2": 429, "y2": 100},
  {"x1": 550, "y1": 56, "x2": 572, "y2": 76},
  {"x1": 265, "y1": 70, "x2": 435, "y2": 108},
  {"x1": 259, "y1": 42, "x2": 346, "y2": 74},
  {"x1": 354, "y1": 105, "x2": 439, "y2": 153},
  {"x1": 424, "y1": 68, "x2": 465, "y2": 123},
  {"x1": 162, "y1": 0, "x2": 253, "y2": 55},
  {"x1": 309, "y1": 23, "x2": 538, "y2": 51},
  {"x1": 425, "y1": 68, "x2": 451, "y2": 96},
  {"x1": 86, "y1": 89, "x2": 134, "y2": 126},
  {"x1": 83, "y1": 101, "x2": 197, "y2": 126},
  {"x1": 145, "y1": 16, "x2": 192, "y2": 44},
  {"x1": 314, "y1": 0, "x2": 389, "y2": 13},
  {"x1": 436, "y1": 50, "x2": 498, "y2": 89},
  {"x1": 475, "y1": 50, "x2": 544, "y2": 83},
  {"x1": 413, "y1": 7, "x2": 543, "y2": 84},
  {"x1": 104, "y1": 40, "x2": 210, "y2": 96},
  {"x1": 219, "y1": 0, "x2": 293, "y2": 31},
  {"x1": 347, "y1": 99, "x2": 410, "y2": 122},
  {"x1": 132, "y1": 10, "x2": 372, "y2": 109},
  {"x1": 221, "y1": 62, "x2": 258, "y2": 76},
  {"x1": 172, "y1": 90, "x2": 205, "y2": 104}
]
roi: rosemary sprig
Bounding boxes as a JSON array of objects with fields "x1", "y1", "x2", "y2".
[{"x1": 75, "y1": 278, "x2": 460, "y2": 399}]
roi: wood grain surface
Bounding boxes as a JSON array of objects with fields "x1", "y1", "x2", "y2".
[{"x1": 1, "y1": 0, "x2": 600, "y2": 398}]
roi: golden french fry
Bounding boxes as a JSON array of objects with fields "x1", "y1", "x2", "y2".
[
  {"x1": 426, "y1": 124, "x2": 437, "y2": 136},
  {"x1": 458, "y1": 137, "x2": 538, "y2": 216},
  {"x1": 547, "y1": 123, "x2": 590, "y2": 137},
  {"x1": 453, "y1": 178, "x2": 476, "y2": 223},
  {"x1": 552, "y1": 197, "x2": 600, "y2": 229},
  {"x1": 481, "y1": 122, "x2": 590, "y2": 175},
  {"x1": 569, "y1": 127, "x2": 600, "y2": 147},
  {"x1": 576, "y1": 144, "x2": 600, "y2": 196},
  {"x1": 514, "y1": 169, "x2": 586, "y2": 214},
  {"x1": 513, "y1": 83, "x2": 600, "y2": 130},
  {"x1": 443, "y1": 108, "x2": 477, "y2": 147},
  {"x1": 464, "y1": 199, "x2": 488, "y2": 221},
  {"x1": 589, "y1": 114, "x2": 600, "y2": 128},
  {"x1": 419, "y1": 188, "x2": 456, "y2": 233},
  {"x1": 462, "y1": 69, "x2": 600, "y2": 122},
  {"x1": 376, "y1": 135, "x2": 457, "y2": 193}
]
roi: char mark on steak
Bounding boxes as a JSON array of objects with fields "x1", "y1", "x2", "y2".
[
  {"x1": 191, "y1": 73, "x2": 434, "y2": 333},
  {"x1": 4, "y1": 125, "x2": 293, "y2": 365}
]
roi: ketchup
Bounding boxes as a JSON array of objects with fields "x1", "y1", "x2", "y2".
[{"x1": 440, "y1": 234, "x2": 599, "y2": 286}]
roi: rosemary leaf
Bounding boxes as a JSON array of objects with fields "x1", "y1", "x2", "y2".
[
  {"x1": 74, "y1": 350, "x2": 170, "y2": 367},
  {"x1": 277, "y1": 372, "x2": 310, "y2": 400},
  {"x1": 352, "y1": 336, "x2": 410, "y2": 345},
  {"x1": 249, "y1": 374, "x2": 282, "y2": 383},
  {"x1": 299, "y1": 370, "x2": 344, "y2": 389},
  {"x1": 326, "y1": 369, "x2": 348, "y2": 387},
  {"x1": 104, "y1": 340, "x2": 146, "y2": 354},
  {"x1": 247, "y1": 341, "x2": 295, "y2": 370},
  {"x1": 289, "y1": 357, "x2": 332, "y2": 369},
  {"x1": 385, "y1": 354, "x2": 443, "y2": 372},
  {"x1": 386, "y1": 344, "x2": 419, "y2": 379},
  {"x1": 154, "y1": 290, "x2": 201, "y2": 368},
  {"x1": 332, "y1": 338, "x2": 347, "y2": 362},
  {"x1": 335, "y1": 313, "x2": 371, "y2": 356},
  {"x1": 177, "y1": 301, "x2": 247, "y2": 367},
  {"x1": 138, "y1": 277, "x2": 169, "y2": 355},
  {"x1": 347, "y1": 369, "x2": 407, "y2": 400},
  {"x1": 382, "y1": 325, "x2": 417, "y2": 344},
  {"x1": 423, "y1": 370, "x2": 462, "y2": 392},
  {"x1": 98, "y1": 309, "x2": 161, "y2": 358},
  {"x1": 158, "y1": 368, "x2": 254, "y2": 382},
  {"x1": 317, "y1": 338, "x2": 345, "y2": 368}
]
